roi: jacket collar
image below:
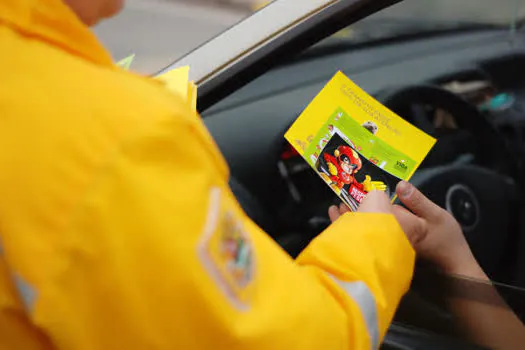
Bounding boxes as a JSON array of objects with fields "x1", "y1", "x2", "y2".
[{"x1": 0, "y1": 0, "x2": 114, "y2": 67}]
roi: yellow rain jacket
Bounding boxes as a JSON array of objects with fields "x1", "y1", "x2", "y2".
[{"x1": 0, "y1": 0, "x2": 415, "y2": 349}]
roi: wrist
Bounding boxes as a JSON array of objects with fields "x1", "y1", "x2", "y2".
[{"x1": 440, "y1": 253, "x2": 488, "y2": 281}]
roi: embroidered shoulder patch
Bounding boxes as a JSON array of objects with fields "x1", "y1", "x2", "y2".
[{"x1": 198, "y1": 188, "x2": 255, "y2": 310}]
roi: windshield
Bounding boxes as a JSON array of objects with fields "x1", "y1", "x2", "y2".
[{"x1": 324, "y1": 0, "x2": 525, "y2": 46}]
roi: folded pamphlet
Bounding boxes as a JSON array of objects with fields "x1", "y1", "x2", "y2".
[
  {"x1": 285, "y1": 71, "x2": 436, "y2": 211},
  {"x1": 116, "y1": 54, "x2": 198, "y2": 113},
  {"x1": 155, "y1": 66, "x2": 199, "y2": 113}
]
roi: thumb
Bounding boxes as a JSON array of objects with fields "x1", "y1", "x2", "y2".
[
  {"x1": 358, "y1": 190, "x2": 392, "y2": 214},
  {"x1": 392, "y1": 205, "x2": 427, "y2": 246},
  {"x1": 396, "y1": 181, "x2": 441, "y2": 219}
]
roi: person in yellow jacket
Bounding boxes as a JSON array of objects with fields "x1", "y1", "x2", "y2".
[{"x1": 0, "y1": 1, "x2": 523, "y2": 350}]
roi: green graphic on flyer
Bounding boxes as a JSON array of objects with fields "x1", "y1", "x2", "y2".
[{"x1": 304, "y1": 107, "x2": 416, "y2": 180}]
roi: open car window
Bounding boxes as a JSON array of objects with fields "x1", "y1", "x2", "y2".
[{"x1": 395, "y1": 265, "x2": 525, "y2": 347}]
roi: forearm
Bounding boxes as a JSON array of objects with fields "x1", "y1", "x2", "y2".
[
  {"x1": 445, "y1": 261, "x2": 525, "y2": 349},
  {"x1": 298, "y1": 212, "x2": 415, "y2": 346}
]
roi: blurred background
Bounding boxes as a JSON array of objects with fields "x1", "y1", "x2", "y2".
[
  {"x1": 94, "y1": 0, "x2": 525, "y2": 74},
  {"x1": 94, "y1": 0, "x2": 256, "y2": 74}
]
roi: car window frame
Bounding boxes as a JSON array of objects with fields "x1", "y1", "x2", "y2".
[{"x1": 157, "y1": 0, "x2": 402, "y2": 111}]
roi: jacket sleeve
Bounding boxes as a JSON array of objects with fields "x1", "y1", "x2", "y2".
[{"x1": 10, "y1": 117, "x2": 415, "y2": 350}]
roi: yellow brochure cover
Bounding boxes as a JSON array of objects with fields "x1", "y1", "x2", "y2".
[{"x1": 285, "y1": 71, "x2": 436, "y2": 211}]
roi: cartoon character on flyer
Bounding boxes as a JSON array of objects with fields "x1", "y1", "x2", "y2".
[{"x1": 320, "y1": 145, "x2": 387, "y2": 201}]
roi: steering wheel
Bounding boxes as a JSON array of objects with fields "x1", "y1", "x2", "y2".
[{"x1": 378, "y1": 85, "x2": 520, "y2": 282}]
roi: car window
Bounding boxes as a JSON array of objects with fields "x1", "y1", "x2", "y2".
[{"x1": 395, "y1": 265, "x2": 525, "y2": 347}]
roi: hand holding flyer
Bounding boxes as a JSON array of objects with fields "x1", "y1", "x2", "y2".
[{"x1": 285, "y1": 71, "x2": 436, "y2": 211}]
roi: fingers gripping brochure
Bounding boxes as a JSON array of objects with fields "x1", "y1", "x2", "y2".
[{"x1": 285, "y1": 71, "x2": 436, "y2": 211}]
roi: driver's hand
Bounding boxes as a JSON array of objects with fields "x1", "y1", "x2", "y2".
[
  {"x1": 329, "y1": 184, "x2": 479, "y2": 275},
  {"x1": 393, "y1": 181, "x2": 478, "y2": 275}
]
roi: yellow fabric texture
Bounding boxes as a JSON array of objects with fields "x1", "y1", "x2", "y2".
[{"x1": 0, "y1": 0, "x2": 415, "y2": 349}]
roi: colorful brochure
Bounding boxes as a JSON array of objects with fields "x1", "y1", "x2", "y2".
[{"x1": 285, "y1": 71, "x2": 436, "y2": 211}]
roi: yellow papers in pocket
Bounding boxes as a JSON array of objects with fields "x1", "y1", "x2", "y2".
[
  {"x1": 116, "y1": 54, "x2": 136, "y2": 70},
  {"x1": 187, "y1": 81, "x2": 198, "y2": 113},
  {"x1": 156, "y1": 66, "x2": 198, "y2": 113},
  {"x1": 156, "y1": 66, "x2": 190, "y2": 101}
]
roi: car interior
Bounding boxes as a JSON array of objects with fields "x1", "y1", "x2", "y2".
[{"x1": 197, "y1": 1, "x2": 525, "y2": 348}]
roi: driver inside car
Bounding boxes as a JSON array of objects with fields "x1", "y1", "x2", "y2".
[{"x1": 0, "y1": 0, "x2": 523, "y2": 350}]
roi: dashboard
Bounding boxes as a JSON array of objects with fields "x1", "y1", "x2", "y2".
[{"x1": 202, "y1": 28, "x2": 525, "y2": 242}]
